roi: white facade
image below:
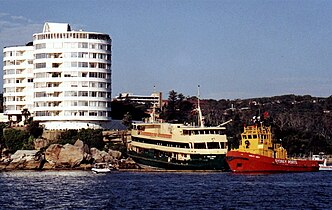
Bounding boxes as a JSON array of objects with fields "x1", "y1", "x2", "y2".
[
  {"x1": 116, "y1": 92, "x2": 163, "y2": 109},
  {"x1": 3, "y1": 44, "x2": 34, "y2": 122},
  {"x1": 3, "y1": 22, "x2": 112, "y2": 130}
]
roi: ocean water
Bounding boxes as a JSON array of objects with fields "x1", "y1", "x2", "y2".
[{"x1": 0, "y1": 171, "x2": 331, "y2": 209}]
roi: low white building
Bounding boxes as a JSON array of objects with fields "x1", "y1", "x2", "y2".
[{"x1": 116, "y1": 92, "x2": 163, "y2": 109}]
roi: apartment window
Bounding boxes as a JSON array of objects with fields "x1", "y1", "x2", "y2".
[
  {"x1": 34, "y1": 82, "x2": 45, "y2": 88},
  {"x1": 91, "y1": 53, "x2": 97, "y2": 59},
  {"x1": 99, "y1": 44, "x2": 106, "y2": 50},
  {"x1": 99, "y1": 101, "x2": 106, "y2": 107},
  {"x1": 89, "y1": 82, "x2": 97, "y2": 87},
  {"x1": 35, "y1": 53, "x2": 46, "y2": 59},
  {"x1": 90, "y1": 91, "x2": 97, "y2": 97},
  {"x1": 35, "y1": 92, "x2": 46, "y2": 97},
  {"x1": 89, "y1": 63, "x2": 97, "y2": 68},
  {"x1": 89, "y1": 72, "x2": 98, "y2": 78},
  {"x1": 98, "y1": 73, "x2": 106, "y2": 78},
  {"x1": 98, "y1": 82, "x2": 106, "y2": 88},
  {"x1": 78, "y1": 101, "x2": 88, "y2": 106},
  {"x1": 98, "y1": 92, "x2": 106, "y2": 97},
  {"x1": 78, "y1": 62, "x2": 88, "y2": 67},
  {"x1": 6, "y1": 105, "x2": 15, "y2": 111},
  {"x1": 98, "y1": 54, "x2": 106, "y2": 59},
  {"x1": 98, "y1": 63, "x2": 106, "y2": 69},
  {"x1": 53, "y1": 42, "x2": 62, "y2": 48},
  {"x1": 71, "y1": 52, "x2": 78, "y2": 58},
  {"x1": 81, "y1": 81, "x2": 88, "y2": 87},
  {"x1": 78, "y1": 42, "x2": 88, "y2": 48},
  {"x1": 78, "y1": 91, "x2": 88, "y2": 97},
  {"x1": 71, "y1": 62, "x2": 77, "y2": 67},
  {"x1": 52, "y1": 63, "x2": 61, "y2": 68},
  {"x1": 35, "y1": 63, "x2": 46, "y2": 69},
  {"x1": 79, "y1": 111, "x2": 87, "y2": 116},
  {"x1": 89, "y1": 111, "x2": 97, "y2": 116},
  {"x1": 70, "y1": 101, "x2": 78, "y2": 106},
  {"x1": 35, "y1": 73, "x2": 46, "y2": 78},
  {"x1": 35, "y1": 43, "x2": 46, "y2": 49},
  {"x1": 65, "y1": 91, "x2": 77, "y2": 97},
  {"x1": 51, "y1": 72, "x2": 61, "y2": 77},
  {"x1": 98, "y1": 111, "x2": 107, "y2": 116},
  {"x1": 78, "y1": 52, "x2": 88, "y2": 58},
  {"x1": 89, "y1": 101, "x2": 97, "y2": 106},
  {"x1": 70, "y1": 82, "x2": 78, "y2": 87},
  {"x1": 5, "y1": 69, "x2": 15, "y2": 75}
]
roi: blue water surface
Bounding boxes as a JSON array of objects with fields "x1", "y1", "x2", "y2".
[{"x1": 0, "y1": 171, "x2": 331, "y2": 209}]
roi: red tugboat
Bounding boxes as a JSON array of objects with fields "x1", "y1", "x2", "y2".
[{"x1": 226, "y1": 123, "x2": 319, "y2": 173}]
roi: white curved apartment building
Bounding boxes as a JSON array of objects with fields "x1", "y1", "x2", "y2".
[{"x1": 3, "y1": 22, "x2": 112, "y2": 130}]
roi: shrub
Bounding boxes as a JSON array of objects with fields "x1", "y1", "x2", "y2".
[{"x1": 3, "y1": 128, "x2": 29, "y2": 152}]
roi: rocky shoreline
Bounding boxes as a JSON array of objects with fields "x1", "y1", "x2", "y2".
[{"x1": 0, "y1": 139, "x2": 140, "y2": 171}]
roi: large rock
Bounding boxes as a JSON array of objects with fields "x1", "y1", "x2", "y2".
[
  {"x1": 74, "y1": 139, "x2": 84, "y2": 151},
  {"x1": 108, "y1": 149, "x2": 122, "y2": 159},
  {"x1": 57, "y1": 144, "x2": 84, "y2": 168},
  {"x1": 7, "y1": 150, "x2": 41, "y2": 170},
  {"x1": 45, "y1": 144, "x2": 63, "y2": 165},
  {"x1": 90, "y1": 148, "x2": 103, "y2": 163},
  {"x1": 34, "y1": 138, "x2": 50, "y2": 150},
  {"x1": 74, "y1": 140, "x2": 91, "y2": 161},
  {"x1": 90, "y1": 148, "x2": 112, "y2": 163},
  {"x1": 118, "y1": 158, "x2": 140, "y2": 169}
]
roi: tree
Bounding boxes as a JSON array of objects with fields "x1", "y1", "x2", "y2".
[
  {"x1": 161, "y1": 90, "x2": 194, "y2": 123},
  {"x1": 111, "y1": 100, "x2": 149, "y2": 121},
  {"x1": 122, "y1": 112, "x2": 133, "y2": 129},
  {"x1": 26, "y1": 121, "x2": 43, "y2": 138},
  {"x1": 21, "y1": 108, "x2": 31, "y2": 125},
  {"x1": 58, "y1": 130, "x2": 78, "y2": 145},
  {"x1": 78, "y1": 129, "x2": 104, "y2": 150}
]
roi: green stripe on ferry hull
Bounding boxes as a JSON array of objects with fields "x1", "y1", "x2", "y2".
[{"x1": 128, "y1": 151, "x2": 229, "y2": 171}]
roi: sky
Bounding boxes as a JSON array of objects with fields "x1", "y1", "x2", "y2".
[{"x1": 0, "y1": 0, "x2": 331, "y2": 100}]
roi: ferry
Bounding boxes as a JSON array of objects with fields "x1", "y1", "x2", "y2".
[
  {"x1": 226, "y1": 123, "x2": 319, "y2": 173},
  {"x1": 127, "y1": 89, "x2": 231, "y2": 171}
]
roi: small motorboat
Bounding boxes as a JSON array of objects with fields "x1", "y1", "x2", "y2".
[
  {"x1": 91, "y1": 163, "x2": 111, "y2": 173},
  {"x1": 312, "y1": 154, "x2": 332, "y2": 171},
  {"x1": 319, "y1": 159, "x2": 332, "y2": 171}
]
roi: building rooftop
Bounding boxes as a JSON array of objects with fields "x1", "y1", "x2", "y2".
[{"x1": 43, "y1": 22, "x2": 71, "y2": 33}]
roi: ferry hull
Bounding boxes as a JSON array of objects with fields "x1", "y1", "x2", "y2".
[
  {"x1": 128, "y1": 151, "x2": 229, "y2": 171},
  {"x1": 226, "y1": 151, "x2": 319, "y2": 173}
]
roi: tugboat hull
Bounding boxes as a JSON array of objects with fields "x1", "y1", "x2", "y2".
[{"x1": 226, "y1": 151, "x2": 319, "y2": 173}]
